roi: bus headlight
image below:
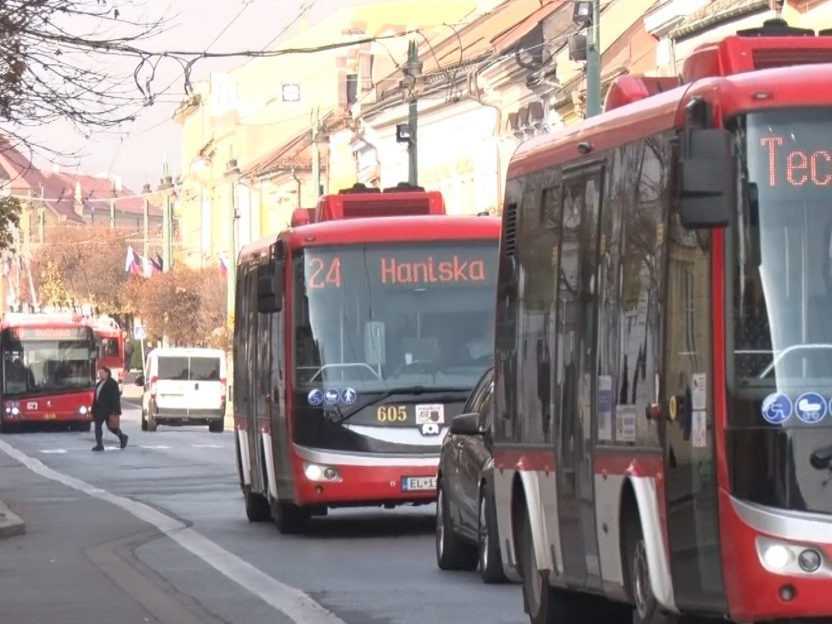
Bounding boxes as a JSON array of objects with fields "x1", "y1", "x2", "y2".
[
  {"x1": 5, "y1": 402, "x2": 20, "y2": 417},
  {"x1": 304, "y1": 463, "x2": 341, "y2": 482},
  {"x1": 78, "y1": 406, "x2": 88, "y2": 416},
  {"x1": 762, "y1": 543, "x2": 791, "y2": 571}
]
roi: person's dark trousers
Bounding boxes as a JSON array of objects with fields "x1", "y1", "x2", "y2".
[{"x1": 94, "y1": 416, "x2": 126, "y2": 448}]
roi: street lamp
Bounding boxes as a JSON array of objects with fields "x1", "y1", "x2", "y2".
[
  {"x1": 572, "y1": 0, "x2": 601, "y2": 117},
  {"x1": 572, "y1": 1, "x2": 593, "y2": 26}
]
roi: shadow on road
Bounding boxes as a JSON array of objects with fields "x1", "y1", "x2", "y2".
[{"x1": 300, "y1": 508, "x2": 435, "y2": 539}]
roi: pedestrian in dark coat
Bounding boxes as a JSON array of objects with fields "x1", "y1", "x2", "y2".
[{"x1": 91, "y1": 367, "x2": 128, "y2": 451}]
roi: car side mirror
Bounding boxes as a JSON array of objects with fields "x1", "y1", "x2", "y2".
[
  {"x1": 450, "y1": 412, "x2": 482, "y2": 436},
  {"x1": 135, "y1": 375, "x2": 145, "y2": 387},
  {"x1": 678, "y1": 127, "x2": 735, "y2": 229}
]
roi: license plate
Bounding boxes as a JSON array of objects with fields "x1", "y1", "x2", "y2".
[{"x1": 401, "y1": 476, "x2": 437, "y2": 492}]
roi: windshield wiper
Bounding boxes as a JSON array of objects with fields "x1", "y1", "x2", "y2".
[{"x1": 328, "y1": 385, "x2": 470, "y2": 426}]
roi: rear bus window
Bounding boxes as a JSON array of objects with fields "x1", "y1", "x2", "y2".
[
  {"x1": 158, "y1": 357, "x2": 188, "y2": 380},
  {"x1": 190, "y1": 357, "x2": 220, "y2": 381}
]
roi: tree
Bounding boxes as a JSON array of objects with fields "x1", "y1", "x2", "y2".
[
  {"x1": 30, "y1": 225, "x2": 138, "y2": 313},
  {"x1": 0, "y1": 196, "x2": 21, "y2": 252},
  {"x1": 132, "y1": 267, "x2": 227, "y2": 348}
]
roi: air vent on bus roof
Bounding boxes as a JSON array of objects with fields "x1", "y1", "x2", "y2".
[
  {"x1": 502, "y1": 202, "x2": 518, "y2": 257},
  {"x1": 752, "y1": 48, "x2": 832, "y2": 69}
]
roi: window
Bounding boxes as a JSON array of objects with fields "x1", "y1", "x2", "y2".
[
  {"x1": 190, "y1": 357, "x2": 220, "y2": 381},
  {"x1": 346, "y1": 74, "x2": 358, "y2": 106},
  {"x1": 158, "y1": 357, "x2": 188, "y2": 380}
]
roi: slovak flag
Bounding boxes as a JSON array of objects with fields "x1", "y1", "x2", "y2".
[
  {"x1": 219, "y1": 254, "x2": 229, "y2": 276},
  {"x1": 124, "y1": 246, "x2": 142, "y2": 275}
]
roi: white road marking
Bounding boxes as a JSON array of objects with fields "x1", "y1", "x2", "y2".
[
  {"x1": 0, "y1": 438, "x2": 345, "y2": 624},
  {"x1": 40, "y1": 449, "x2": 67, "y2": 454},
  {"x1": 139, "y1": 445, "x2": 171, "y2": 450},
  {"x1": 191, "y1": 444, "x2": 223, "y2": 449}
]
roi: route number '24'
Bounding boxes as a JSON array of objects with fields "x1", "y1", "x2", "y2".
[
  {"x1": 377, "y1": 405, "x2": 407, "y2": 423},
  {"x1": 308, "y1": 256, "x2": 342, "y2": 289}
]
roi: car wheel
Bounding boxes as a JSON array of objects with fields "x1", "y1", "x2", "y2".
[
  {"x1": 273, "y1": 501, "x2": 309, "y2": 534},
  {"x1": 209, "y1": 420, "x2": 224, "y2": 433},
  {"x1": 435, "y1": 483, "x2": 477, "y2": 571},
  {"x1": 244, "y1": 486, "x2": 271, "y2": 522},
  {"x1": 478, "y1": 482, "x2": 506, "y2": 583}
]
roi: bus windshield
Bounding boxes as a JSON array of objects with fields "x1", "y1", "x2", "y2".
[
  {"x1": 1, "y1": 330, "x2": 95, "y2": 396},
  {"x1": 294, "y1": 241, "x2": 497, "y2": 392},
  {"x1": 733, "y1": 108, "x2": 832, "y2": 395}
]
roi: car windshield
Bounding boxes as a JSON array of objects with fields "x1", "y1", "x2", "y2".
[
  {"x1": 733, "y1": 109, "x2": 832, "y2": 396},
  {"x1": 2, "y1": 337, "x2": 95, "y2": 395},
  {"x1": 294, "y1": 241, "x2": 498, "y2": 392}
]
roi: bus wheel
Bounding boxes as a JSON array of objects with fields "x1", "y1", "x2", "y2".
[
  {"x1": 244, "y1": 487, "x2": 271, "y2": 522},
  {"x1": 435, "y1": 484, "x2": 477, "y2": 571},
  {"x1": 624, "y1": 513, "x2": 674, "y2": 624},
  {"x1": 478, "y1": 482, "x2": 506, "y2": 583},
  {"x1": 273, "y1": 501, "x2": 309, "y2": 534},
  {"x1": 519, "y1": 510, "x2": 581, "y2": 624}
]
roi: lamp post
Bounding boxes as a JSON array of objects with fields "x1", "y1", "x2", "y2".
[
  {"x1": 573, "y1": 0, "x2": 601, "y2": 117},
  {"x1": 225, "y1": 159, "x2": 241, "y2": 333},
  {"x1": 158, "y1": 175, "x2": 175, "y2": 272}
]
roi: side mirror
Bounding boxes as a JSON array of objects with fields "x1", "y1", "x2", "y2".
[
  {"x1": 450, "y1": 412, "x2": 482, "y2": 436},
  {"x1": 257, "y1": 260, "x2": 284, "y2": 313},
  {"x1": 135, "y1": 374, "x2": 145, "y2": 387},
  {"x1": 678, "y1": 127, "x2": 735, "y2": 229}
]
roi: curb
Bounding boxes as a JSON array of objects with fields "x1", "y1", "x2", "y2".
[{"x1": 0, "y1": 500, "x2": 25, "y2": 539}]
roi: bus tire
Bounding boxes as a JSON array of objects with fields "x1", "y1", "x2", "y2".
[
  {"x1": 244, "y1": 487, "x2": 271, "y2": 522},
  {"x1": 623, "y1": 511, "x2": 674, "y2": 624},
  {"x1": 435, "y1": 483, "x2": 477, "y2": 571},
  {"x1": 273, "y1": 501, "x2": 309, "y2": 534},
  {"x1": 519, "y1": 509, "x2": 582, "y2": 624},
  {"x1": 478, "y1": 481, "x2": 507, "y2": 583}
]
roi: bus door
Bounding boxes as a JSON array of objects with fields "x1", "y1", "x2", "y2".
[
  {"x1": 244, "y1": 268, "x2": 268, "y2": 497},
  {"x1": 554, "y1": 167, "x2": 603, "y2": 588},
  {"x1": 662, "y1": 218, "x2": 725, "y2": 611}
]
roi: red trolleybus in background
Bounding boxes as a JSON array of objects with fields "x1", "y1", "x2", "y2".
[
  {"x1": 0, "y1": 313, "x2": 96, "y2": 432},
  {"x1": 89, "y1": 316, "x2": 126, "y2": 385},
  {"x1": 234, "y1": 184, "x2": 500, "y2": 533},
  {"x1": 493, "y1": 19, "x2": 832, "y2": 624}
]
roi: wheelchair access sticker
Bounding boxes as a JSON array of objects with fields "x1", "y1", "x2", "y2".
[{"x1": 761, "y1": 393, "x2": 792, "y2": 425}]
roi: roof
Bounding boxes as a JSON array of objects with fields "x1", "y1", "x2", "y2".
[
  {"x1": 491, "y1": 0, "x2": 566, "y2": 51},
  {"x1": 239, "y1": 215, "x2": 501, "y2": 264},
  {"x1": 1, "y1": 312, "x2": 91, "y2": 329},
  {"x1": 671, "y1": 0, "x2": 768, "y2": 40},
  {"x1": 147, "y1": 347, "x2": 226, "y2": 358}
]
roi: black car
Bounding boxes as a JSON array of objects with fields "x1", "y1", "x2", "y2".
[{"x1": 435, "y1": 367, "x2": 505, "y2": 582}]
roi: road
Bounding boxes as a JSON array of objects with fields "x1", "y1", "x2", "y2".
[{"x1": 0, "y1": 401, "x2": 526, "y2": 624}]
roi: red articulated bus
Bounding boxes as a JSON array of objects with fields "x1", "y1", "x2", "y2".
[
  {"x1": 234, "y1": 184, "x2": 500, "y2": 533},
  {"x1": 492, "y1": 19, "x2": 832, "y2": 624},
  {"x1": 0, "y1": 313, "x2": 96, "y2": 432},
  {"x1": 89, "y1": 317, "x2": 126, "y2": 385}
]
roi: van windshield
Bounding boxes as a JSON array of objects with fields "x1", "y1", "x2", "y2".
[{"x1": 157, "y1": 356, "x2": 220, "y2": 381}]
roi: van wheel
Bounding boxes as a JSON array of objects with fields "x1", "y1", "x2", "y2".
[
  {"x1": 147, "y1": 418, "x2": 158, "y2": 432},
  {"x1": 435, "y1": 483, "x2": 477, "y2": 571},
  {"x1": 209, "y1": 420, "x2": 224, "y2": 433},
  {"x1": 244, "y1": 487, "x2": 271, "y2": 522},
  {"x1": 478, "y1": 482, "x2": 506, "y2": 583},
  {"x1": 624, "y1": 513, "x2": 675, "y2": 624},
  {"x1": 141, "y1": 412, "x2": 148, "y2": 432},
  {"x1": 273, "y1": 501, "x2": 309, "y2": 534}
]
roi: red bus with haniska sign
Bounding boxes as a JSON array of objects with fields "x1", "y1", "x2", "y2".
[
  {"x1": 88, "y1": 316, "x2": 127, "y2": 386},
  {"x1": 234, "y1": 184, "x2": 500, "y2": 533},
  {"x1": 491, "y1": 18, "x2": 832, "y2": 624},
  {"x1": 0, "y1": 313, "x2": 97, "y2": 432}
]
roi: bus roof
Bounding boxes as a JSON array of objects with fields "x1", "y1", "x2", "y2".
[
  {"x1": 509, "y1": 62, "x2": 832, "y2": 179},
  {"x1": 0, "y1": 313, "x2": 89, "y2": 330},
  {"x1": 238, "y1": 215, "x2": 501, "y2": 266}
]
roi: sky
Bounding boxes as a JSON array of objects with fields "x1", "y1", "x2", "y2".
[{"x1": 29, "y1": 0, "x2": 379, "y2": 191}]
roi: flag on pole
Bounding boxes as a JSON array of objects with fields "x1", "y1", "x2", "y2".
[
  {"x1": 219, "y1": 254, "x2": 229, "y2": 276},
  {"x1": 124, "y1": 246, "x2": 142, "y2": 275}
]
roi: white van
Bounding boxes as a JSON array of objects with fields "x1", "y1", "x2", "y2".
[{"x1": 137, "y1": 348, "x2": 226, "y2": 433}]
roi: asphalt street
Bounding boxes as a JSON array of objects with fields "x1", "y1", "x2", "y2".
[{"x1": 0, "y1": 401, "x2": 527, "y2": 624}]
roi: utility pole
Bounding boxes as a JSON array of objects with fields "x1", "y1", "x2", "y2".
[
  {"x1": 311, "y1": 107, "x2": 322, "y2": 200},
  {"x1": 159, "y1": 175, "x2": 174, "y2": 272},
  {"x1": 585, "y1": 0, "x2": 602, "y2": 117},
  {"x1": 225, "y1": 159, "x2": 241, "y2": 333},
  {"x1": 109, "y1": 198, "x2": 115, "y2": 229},
  {"x1": 402, "y1": 40, "x2": 422, "y2": 185}
]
